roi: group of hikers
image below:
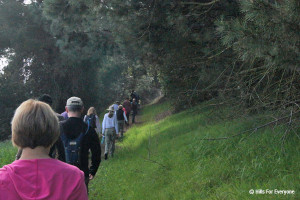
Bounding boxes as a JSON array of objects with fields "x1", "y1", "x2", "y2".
[{"x1": 0, "y1": 91, "x2": 140, "y2": 199}]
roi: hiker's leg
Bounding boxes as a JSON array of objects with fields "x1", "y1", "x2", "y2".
[
  {"x1": 111, "y1": 130, "x2": 116, "y2": 156},
  {"x1": 85, "y1": 176, "x2": 89, "y2": 194},
  {"x1": 132, "y1": 112, "x2": 135, "y2": 123},
  {"x1": 121, "y1": 121, "x2": 124, "y2": 136},
  {"x1": 104, "y1": 129, "x2": 110, "y2": 155},
  {"x1": 126, "y1": 113, "x2": 130, "y2": 125},
  {"x1": 118, "y1": 121, "x2": 124, "y2": 137},
  {"x1": 117, "y1": 121, "x2": 122, "y2": 134},
  {"x1": 107, "y1": 129, "x2": 114, "y2": 156}
]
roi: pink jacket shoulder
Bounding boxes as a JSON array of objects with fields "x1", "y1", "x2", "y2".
[{"x1": 0, "y1": 159, "x2": 88, "y2": 200}]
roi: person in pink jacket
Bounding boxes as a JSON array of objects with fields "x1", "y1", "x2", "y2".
[{"x1": 0, "y1": 99, "x2": 88, "y2": 200}]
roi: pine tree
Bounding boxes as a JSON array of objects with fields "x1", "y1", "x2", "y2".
[{"x1": 217, "y1": 0, "x2": 300, "y2": 111}]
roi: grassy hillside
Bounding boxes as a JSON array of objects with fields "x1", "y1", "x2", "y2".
[
  {"x1": 89, "y1": 102, "x2": 299, "y2": 200},
  {"x1": 0, "y1": 140, "x2": 17, "y2": 167},
  {"x1": 0, "y1": 102, "x2": 299, "y2": 199}
]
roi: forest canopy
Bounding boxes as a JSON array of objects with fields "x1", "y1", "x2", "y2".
[{"x1": 0, "y1": 0, "x2": 299, "y2": 140}]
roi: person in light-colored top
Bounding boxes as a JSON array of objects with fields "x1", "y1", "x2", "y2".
[
  {"x1": 0, "y1": 99, "x2": 88, "y2": 200},
  {"x1": 112, "y1": 101, "x2": 120, "y2": 112},
  {"x1": 83, "y1": 107, "x2": 101, "y2": 135},
  {"x1": 102, "y1": 105, "x2": 119, "y2": 160}
]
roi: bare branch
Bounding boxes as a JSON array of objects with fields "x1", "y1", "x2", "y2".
[
  {"x1": 181, "y1": 0, "x2": 220, "y2": 6},
  {"x1": 139, "y1": 156, "x2": 170, "y2": 170},
  {"x1": 200, "y1": 110, "x2": 300, "y2": 141}
]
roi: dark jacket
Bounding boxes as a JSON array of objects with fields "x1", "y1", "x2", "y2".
[
  {"x1": 116, "y1": 109, "x2": 125, "y2": 121},
  {"x1": 59, "y1": 117, "x2": 101, "y2": 177},
  {"x1": 123, "y1": 100, "x2": 131, "y2": 113},
  {"x1": 132, "y1": 102, "x2": 138, "y2": 114}
]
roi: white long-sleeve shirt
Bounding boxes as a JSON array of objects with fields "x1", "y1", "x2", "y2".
[
  {"x1": 123, "y1": 112, "x2": 128, "y2": 122},
  {"x1": 102, "y1": 113, "x2": 119, "y2": 134}
]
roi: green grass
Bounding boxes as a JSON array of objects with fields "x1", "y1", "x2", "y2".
[
  {"x1": 0, "y1": 140, "x2": 17, "y2": 167},
  {"x1": 89, "y1": 102, "x2": 299, "y2": 200},
  {"x1": 1, "y1": 101, "x2": 299, "y2": 199}
]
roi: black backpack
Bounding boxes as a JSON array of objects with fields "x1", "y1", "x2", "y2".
[
  {"x1": 117, "y1": 109, "x2": 124, "y2": 120},
  {"x1": 61, "y1": 127, "x2": 89, "y2": 167},
  {"x1": 86, "y1": 114, "x2": 96, "y2": 129}
]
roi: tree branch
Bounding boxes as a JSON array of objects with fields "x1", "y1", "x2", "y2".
[
  {"x1": 200, "y1": 110, "x2": 300, "y2": 141},
  {"x1": 181, "y1": 0, "x2": 220, "y2": 6}
]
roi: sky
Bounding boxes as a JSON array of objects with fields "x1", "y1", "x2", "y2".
[
  {"x1": 24, "y1": 0, "x2": 32, "y2": 4},
  {"x1": 0, "y1": 57, "x2": 8, "y2": 74},
  {"x1": 0, "y1": 0, "x2": 32, "y2": 73}
]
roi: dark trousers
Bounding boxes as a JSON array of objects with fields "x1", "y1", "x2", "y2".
[
  {"x1": 85, "y1": 176, "x2": 89, "y2": 194},
  {"x1": 126, "y1": 112, "x2": 130, "y2": 124},
  {"x1": 132, "y1": 111, "x2": 137, "y2": 123}
]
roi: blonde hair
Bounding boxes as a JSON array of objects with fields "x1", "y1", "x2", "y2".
[
  {"x1": 87, "y1": 107, "x2": 97, "y2": 116},
  {"x1": 11, "y1": 99, "x2": 60, "y2": 149}
]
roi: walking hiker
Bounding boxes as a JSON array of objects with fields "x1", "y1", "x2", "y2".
[
  {"x1": 122, "y1": 106, "x2": 128, "y2": 125},
  {"x1": 15, "y1": 94, "x2": 65, "y2": 160},
  {"x1": 1, "y1": 99, "x2": 88, "y2": 200},
  {"x1": 123, "y1": 97, "x2": 131, "y2": 125},
  {"x1": 84, "y1": 107, "x2": 101, "y2": 136},
  {"x1": 59, "y1": 97, "x2": 101, "y2": 192},
  {"x1": 112, "y1": 101, "x2": 120, "y2": 112},
  {"x1": 130, "y1": 90, "x2": 140, "y2": 104},
  {"x1": 102, "y1": 105, "x2": 119, "y2": 160},
  {"x1": 116, "y1": 105, "x2": 128, "y2": 137},
  {"x1": 130, "y1": 90, "x2": 137, "y2": 102},
  {"x1": 131, "y1": 98, "x2": 138, "y2": 124},
  {"x1": 61, "y1": 111, "x2": 68, "y2": 120}
]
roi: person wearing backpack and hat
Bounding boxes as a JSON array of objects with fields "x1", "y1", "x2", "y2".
[
  {"x1": 102, "y1": 105, "x2": 119, "y2": 160},
  {"x1": 59, "y1": 97, "x2": 101, "y2": 192},
  {"x1": 131, "y1": 98, "x2": 138, "y2": 124},
  {"x1": 116, "y1": 105, "x2": 128, "y2": 138},
  {"x1": 84, "y1": 107, "x2": 101, "y2": 136},
  {"x1": 122, "y1": 97, "x2": 131, "y2": 125}
]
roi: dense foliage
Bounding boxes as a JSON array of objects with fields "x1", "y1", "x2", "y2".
[{"x1": 0, "y1": 0, "x2": 299, "y2": 140}]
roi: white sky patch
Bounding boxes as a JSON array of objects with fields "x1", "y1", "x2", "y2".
[
  {"x1": 22, "y1": 57, "x2": 33, "y2": 83},
  {"x1": 0, "y1": 48, "x2": 15, "y2": 74},
  {"x1": 0, "y1": 57, "x2": 9, "y2": 74},
  {"x1": 24, "y1": 0, "x2": 32, "y2": 5}
]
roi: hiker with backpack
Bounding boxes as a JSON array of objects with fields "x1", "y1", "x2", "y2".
[
  {"x1": 130, "y1": 90, "x2": 140, "y2": 104},
  {"x1": 61, "y1": 111, "x2": 68, "y2": 120},
  {"x1": 131, "y1": 98, "x2": 138, "y2": 124},
  {"x1": 112, "y1": 101, "x2": 120, "y2": 112},
  {"x1": 1, "y1": 99, "x2": 88, "y2": 200},
  {"x1": 59, "y1": 97, "x2": 101, "y2": 192},
  {"x1": 123, "y1": 97, "x2": 131, "y2": 125},
  {"x1": 83, "y1": 107, "x2": 101, "y2": 135},
  {"x1": 116, "y1": 105, "x2": 128, "y2": 137},
  {"x1": 102, "y1": 105, "x2": 119, "y2": 160}
]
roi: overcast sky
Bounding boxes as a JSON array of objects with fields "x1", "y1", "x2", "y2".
[
  {"x1": 0, "y1": 57, "x2": 8, "y2": 73},
  {"x1": 0, "y1": 0, "x2": 32, "y2": 73}
]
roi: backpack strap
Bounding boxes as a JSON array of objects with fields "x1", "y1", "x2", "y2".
[{"x1": 85, "y1": 120, "x2": 90, "y2": 135}]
